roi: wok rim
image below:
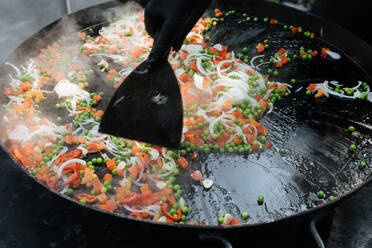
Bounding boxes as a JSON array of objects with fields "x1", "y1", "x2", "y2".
[{"x1": 0, "y1": 0, "x2": 371, "y2": 230}]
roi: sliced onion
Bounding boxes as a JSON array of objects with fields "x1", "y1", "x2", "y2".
[{"x1": 8, "y1": 125, "x2": 29, "y2": 140}]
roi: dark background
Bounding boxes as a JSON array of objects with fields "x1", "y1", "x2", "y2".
[{"x1": 0, "y1": 0, "x2": 371, "y2": 247}]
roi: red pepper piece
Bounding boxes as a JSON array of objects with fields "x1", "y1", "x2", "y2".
[
  {"x1": 55, "y1": 149, "x2": 82, "y2": 166},
  {"x1": 161, "y1": 203, "x2": 182, "y2": 221}
]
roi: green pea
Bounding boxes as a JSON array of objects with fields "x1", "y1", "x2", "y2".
[
  {"x1": 306, "y1": 90, "x2": 311, "y2": 95},
  {"x1": 161, "y1": 196, "x2": 168, "y2": 202},
  {"x1": 218, "y1": 216, "x2": 224, "y2": 223},
  {"x1": 182, "y1": 207, "x2": 189, "y2": 214},
  {"x1": 273, "y1": 70, "x2": 279, "y2": 76},
  {"x1": 96, "y1": 157, "x2": 103, "y2": 164},
  {"x1": 66, "y1": 188, "x2": 74, "y2": 195},
  {"x1": 86, "y1": 182, "x2": 92, "y2": 188},
  {"x1": 79, "y1": 199, "x2": 86, "y2": 204},
  {"x1": 175, "y1": 192, "x2": 181, "y2": 199},
  {"x1": 317, "y1": 190, "x2": 325, "y2": 198},
  {"x1": 290, "y1": 79, "x2": 296, "y2": 84},
  {"x1": 279, "y1": 148, "x2": 286, "y2": 155},
  {"x1": 92, "y1": 158, "x2": 97, "y2": 164},
  {"x1": 348, "y1": 126, "x2": 355, "y2": 132},
  {"x1": 101, "y1": 186, "x2": 107, "y2": 193},
  {"x1": 257, "y1": 195, "x2": 264, "y2": 205},
  {"x1": 172, "y1": 203, "x2": 179, "y2": 209},
  {"x1": 328, "y1": 195, "x2": 335, "y2": 201},
  {"x1": 360, "y1": 161, "x2": 367, "y2": 168},
  {"x1": 242, "y1": 211, "x2": 249, "y2": 219},
  {"x1": 112, "y1": 168, "x2": 117, "y2": 175},
  {"x1": 349, "y1": 144, "x2": 356, "y2": 151},
  {"x1": 243, "y1": 47, "x2": 248, "y2": 53},
  {"x1": 106, "y1": 185, "x2": 113, "y2": 191}
]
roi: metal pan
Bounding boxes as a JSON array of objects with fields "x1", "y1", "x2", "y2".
[{"x1": 0, "y1": 0, "x2": 371, "y2": 247}]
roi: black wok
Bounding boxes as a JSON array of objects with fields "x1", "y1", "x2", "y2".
[{"x1": 0, "y1": 0, "x2": 371, "y2": 247}]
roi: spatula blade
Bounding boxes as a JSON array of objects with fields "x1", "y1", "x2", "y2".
[{"x1": 99, "y1": 60, "x2": 183, "y2": 149}]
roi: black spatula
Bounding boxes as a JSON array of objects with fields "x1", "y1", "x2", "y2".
[{"x1": 98, "y1": 59, "x2": 183, "y2": 149}]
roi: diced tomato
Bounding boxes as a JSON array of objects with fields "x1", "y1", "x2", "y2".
[
  {"x1": 191, "y1": 170, "x2": 203, "y2": 181},
  {"x1": 138, "y1": 152, "x2": 150, "y2": 166},
  {"x1": 105, "y1": 199, "x2": 117, "y2": 212},
  {"x1": 230, "y1": 219, "x2": 242, "y2": 225},
  {"x1": 291, "y1": 27, "x2": 299, "y2": 34},
  {"x1": 321, "y1": 48, "x2": 329, "y2": 57},
  {"x1": 192, "y1": 152, "x2": 198, "y2": 160},
  {"x1": 128, "y1": 164, "x2": 142, "y2": 179}
]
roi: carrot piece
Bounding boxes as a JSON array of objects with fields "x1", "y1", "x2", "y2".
[
  {"x1": 140, "y1": 184, "x2": 150, "y2": 193},
  {"x1": 96, "y1": 193, "x2": 109, "y2": 204},
  {"x1": 106, "y1": 159, "x2": 117, "y2": 172},
  {"x1": 103, "y1": 173, "x2": 112, "y2": 182},
  {"x1": 259, "y1": 100, "x2": 269, "y2": 111},
  {"x1": 117, "y1": 169, "x2": 124, "y2": 177},
  {"x1": 132, "y1": 145, "x2": 140, "y2": 154},
  {"x1": 64, "y1": 135, "x2": 74, "y2": 145},
  {"x1": 93, "y1": 95, "x2": 102, "y2": 102},
  {"x1": 189, "y1": 61, "x2": 198, "y2": 72},
  {"x1": 79, "y1": 137, "x2": 87, "y2": 144},
  {"x1": 82, "y1": 49, "x2": 91, "y2": 55},
  {"x1": 98, "y1": 204, "x2": 109, "y2": 211},
  {"x1": 233, "y1": 136, "x2": 243, "y2": 145},
  {"x1": 256, "y1": 43, "x2": 265, "y2": 53},
  {"x1": 93, "y1": 110, "x2": 104, "y2": 118},
  {"x1": 179, "y1": 73, "x2": 192, "y2": 83},
  {"x1": 233, "y1": 110, "x2": 243, "y2": 119},
  {"x1": 177, "y1": 157, "x2": 190, "y2": 169},
  {"x1": 314, "y1": 88, "x2": 324, "y2": 98}
]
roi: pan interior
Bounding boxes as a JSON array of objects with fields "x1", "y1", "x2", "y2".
[
  {"x1": 176, "y1": 10, "x2": 372, "y2": 224},
  {"x1": 0, "y1": 1, "x2": 371, "y2": 226}
]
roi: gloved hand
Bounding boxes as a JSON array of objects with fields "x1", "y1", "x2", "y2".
[{"x1": 142, "y1": 0, "x2": 211, "y2": 69}]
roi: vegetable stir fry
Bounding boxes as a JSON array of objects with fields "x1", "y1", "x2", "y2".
[{"x1": 2, "y1": 7, "x2": 368, "y2": 226}]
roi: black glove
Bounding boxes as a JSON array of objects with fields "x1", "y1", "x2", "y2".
[{"x1": 143, "y1": 0, "x2": 211, "y2": 68}]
